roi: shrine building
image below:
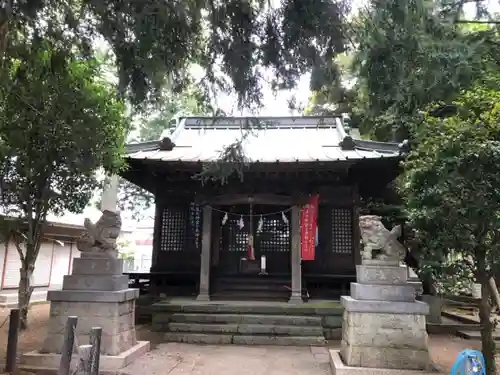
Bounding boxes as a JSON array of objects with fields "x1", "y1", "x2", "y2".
[{"x1": 121, "y1": 116, "x2": 406, "y2": 302}]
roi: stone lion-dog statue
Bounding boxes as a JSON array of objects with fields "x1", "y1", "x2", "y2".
[
  {"x1": 359, "y1": 215, "x2": 406, "y2": 262},
  {"x1": 76, "y1": 210, "x2": 122, "y2": 257}
]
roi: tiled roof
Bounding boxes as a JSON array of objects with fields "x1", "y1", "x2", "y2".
[{"x1": 125, "y1": 116, "x2": 407, "y2": 163}]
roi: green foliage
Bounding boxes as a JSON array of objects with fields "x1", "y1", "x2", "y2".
[
  {"x1": 354, "y1": 0, "x2": 487, "y2": 116},
  {"x1": 401, "y1": 83, "x2": 500, "y2": 372},
  {"x1": 306, "y1": 0, "x2": 499, "y2": 142},
  {"x1": 1, "y1": 0, "x2": 349, "y2": 108},
  {"x1": 0, "y1": 40, "x2": 128, "y2": 327},
  {"x1": 402, "y1": 85, "x2": 500, "y2": 277},
  {"x1": 193, "y1": 118, "x2": 280, "y2": 185},
  {"x1": 135, "y1": 87, "x2": 216, "y2": 142},
  {"x1": 0, "y1": 42, "x2": 128, "y2": 219},
  {"x1": 305, "y1": 53, "x2": 357, "y2": 116}
]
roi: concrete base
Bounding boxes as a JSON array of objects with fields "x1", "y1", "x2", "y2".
[
  {"x1": 288, "y1": 294, "x2": 304, "y2": 304},
  {"x1": 20, "y1": 340, "x2": 150, "y2": 374},
  {"x1": 196, "y1": 293, "x2": 210, "y2": 301},
  {"x1": 329, "y1": 350, "x2": 439, "y2": 375}
]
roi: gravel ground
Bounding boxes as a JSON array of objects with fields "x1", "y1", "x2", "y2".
[{"x1": 0, "y1": 303, "x2": 494, "y2": 374}]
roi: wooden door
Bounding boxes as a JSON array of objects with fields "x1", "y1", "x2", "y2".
[
  {"x1": 216, "y1": 208, "x2": 250, "y2": 275},
  {"x1": 254, "y1": 206, "x2": 291, "y2": 275},
  {"x1": 215, "y1": 204, "x2": 291, "y2": 276}
]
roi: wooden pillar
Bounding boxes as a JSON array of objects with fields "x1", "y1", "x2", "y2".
[
  {"x1": 352, "y1": 186, "x2": 361, "y2": 266},
  {"x1": 211, "y1": 210, "x2": 221, "y2": 267},
  {"x1": 197, "y1": 205, "x2": 212, "y2": 301},
  {"x1": 150, "y1": 198, "x2": 162, "y2": 272},
  {"x1": 289, "y1": 205, "x2": 302, "y2": 304}
]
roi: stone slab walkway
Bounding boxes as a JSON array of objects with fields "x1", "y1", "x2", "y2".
[{"x1": 119, "y1": 343, "x2": 331, "y2": 375}]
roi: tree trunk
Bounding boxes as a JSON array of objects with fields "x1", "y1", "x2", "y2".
[
  {"x1": 488, "y1": 277, "x2": 500, "y2": 311},
  {"x1": 18, "y1": 263, "x2": 34, "y2": 330},
  {"x1": 479, "y1": 276, "x2": 497, "y2": 375}
]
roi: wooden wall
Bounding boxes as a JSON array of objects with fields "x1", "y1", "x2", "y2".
[{"x1": 151, "y1": 184, "x2": 360, "y2": 277}]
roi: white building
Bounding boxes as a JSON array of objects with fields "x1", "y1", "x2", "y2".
[
  {"x1": 119, "y1": 221, "x2": 154, "y2": 273},
  {"x1": 0, "y1": 217, "x2": 85, "y2": 306}
]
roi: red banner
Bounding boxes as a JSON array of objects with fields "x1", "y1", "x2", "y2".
[{"x1": 301, "y1": 195, "x2": 319, "y2": 261}]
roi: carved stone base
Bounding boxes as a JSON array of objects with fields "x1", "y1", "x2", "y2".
[
  {"x1": 340, "y1": 307, "x2": 431, "y2": 370},
  {"x1": 20, "y1": 254, "x2": 149, "y2": 371},
  {"x1": 41, "y1": 296, "x2": 138, "y2": 355},
  {"x1": 20, "y1": 341, "x2": 150, "y2": 374},
  {"x1": 330, "y1": 350, "x2": 439, "y2": 375},
  {"x1": 339, "y1": 263, "x2": 432, "y2": 372}
]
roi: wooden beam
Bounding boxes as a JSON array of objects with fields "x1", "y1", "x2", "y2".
[{"x1": 202, "y1": 193, "x2": 295, "y2": 206}]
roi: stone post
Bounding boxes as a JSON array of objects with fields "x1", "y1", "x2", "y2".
[
  {"x1": 197, "y1": 205, "x2": 212, "y2": 301},
  {"x1": 101, "y1": 175, "x2": 119, "y2": 212},
  {"x1": 289, "y1": 205, "x2": 302, "y2": 304}
]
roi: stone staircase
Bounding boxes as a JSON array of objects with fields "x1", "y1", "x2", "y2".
[
  {"x1": 151, "y1": 300, "x2": 343, "y2": 346},
  {"x1": 211, "y1": 276, "x2": 291, "y2": 301}
]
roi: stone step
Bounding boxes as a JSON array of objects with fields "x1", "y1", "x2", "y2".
[
  {"x1": 163, "y1": 332, "x2": 326, "y2": 346},
  {"x1": 215, "y1": 276, "x2": 290, "y2": 285},
  {"x1": 211, "y1": 291, "x2": 289, "y2": 301},
  {"x1": 457, "y1": 329, "x2": 500, "y2": 340},
  {"x1": 168, "y1": 322, "x2": 324, "y2": 336},
  {"x1": 168, "y1": 313, "x2": 322, "y2": 326},
  {"x1": 213, "y1": 283, "x2": 289, "y2": 292},
  {"x1": 151, "y1": 301, "x2": 343, "y2": 315}
]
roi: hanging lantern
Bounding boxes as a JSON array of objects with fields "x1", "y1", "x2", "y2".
[
  {"x1": 238, "y1": 215, "x2": 245, "y2": 229},
  {"x1": 221, "y1": 212, "x2": 228, "y2": 226}
]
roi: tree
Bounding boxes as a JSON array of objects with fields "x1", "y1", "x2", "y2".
[
  {"x1": 401, "y1": 83, "x2": 500, "y2": 374},
  {"x1": 0, "y1": 0, "x2": 350, "y2": 109},
  {"x1": 135, "y1": 86, "x2": 215, "y2": 143},
  {"x1": 307, "y1": 0, "x2": 498, "y2": 142},
  {"x1": 0, "y1": 41, "x2": 128, "y2": 328}
]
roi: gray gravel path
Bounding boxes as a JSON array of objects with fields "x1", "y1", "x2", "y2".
[{"x1": 119, "y1": 343, "x2": 331, "y2": 375}]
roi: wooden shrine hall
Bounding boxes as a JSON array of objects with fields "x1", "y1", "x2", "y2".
[{"x1": 121, "y1": 116, "x2": 406, "y2": 302}]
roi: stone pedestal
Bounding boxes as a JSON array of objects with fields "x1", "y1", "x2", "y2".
[
  {"x1": 331, "y1": 260, "x2": 438, "y2": 375},
  {"x1": 20, "y1": 253, "x2": 149, "y2": 373},
  {"x1": 420, "y1": 294, "x2": 443, "y2": 324}
]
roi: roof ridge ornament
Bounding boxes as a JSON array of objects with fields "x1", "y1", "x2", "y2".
[
  {"x1": 339, "y1": 135, "x2": 356, "y2": 150},
  {"x1": 158, "y1": 137, "x2": 176, "y2": 151},
  {"x1": 335, "y1": 116, "x2": 356, "y2": 150},
  {"x1": 398, "y1": 139, "x2": 410, "y2": 155}
]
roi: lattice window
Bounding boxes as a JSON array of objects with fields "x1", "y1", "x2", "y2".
[
  {"x1": 223, "y1": 217, "x2": 249, "y2": 252},
  {"x1": 160, "y1": 206, "x2": 188, "y2": 252},
  {"x1": 331, "y1": 208, "x2": 353, "y2": 254},
  {"x1": 257, "y1": 213, "x2": 290, "y2": 252}
]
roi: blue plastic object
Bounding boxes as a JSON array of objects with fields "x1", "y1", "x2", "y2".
[{"x1": 450, "y1": 349, "x2": 486, "y2": 375}]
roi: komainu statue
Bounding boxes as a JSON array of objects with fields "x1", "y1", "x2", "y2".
[
  {"x1": 76, "y1": 210, "x2": 122, "y2": 256},
  {"x1": 359, "y1": 215, "x2": 406, "y2": 262}
]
